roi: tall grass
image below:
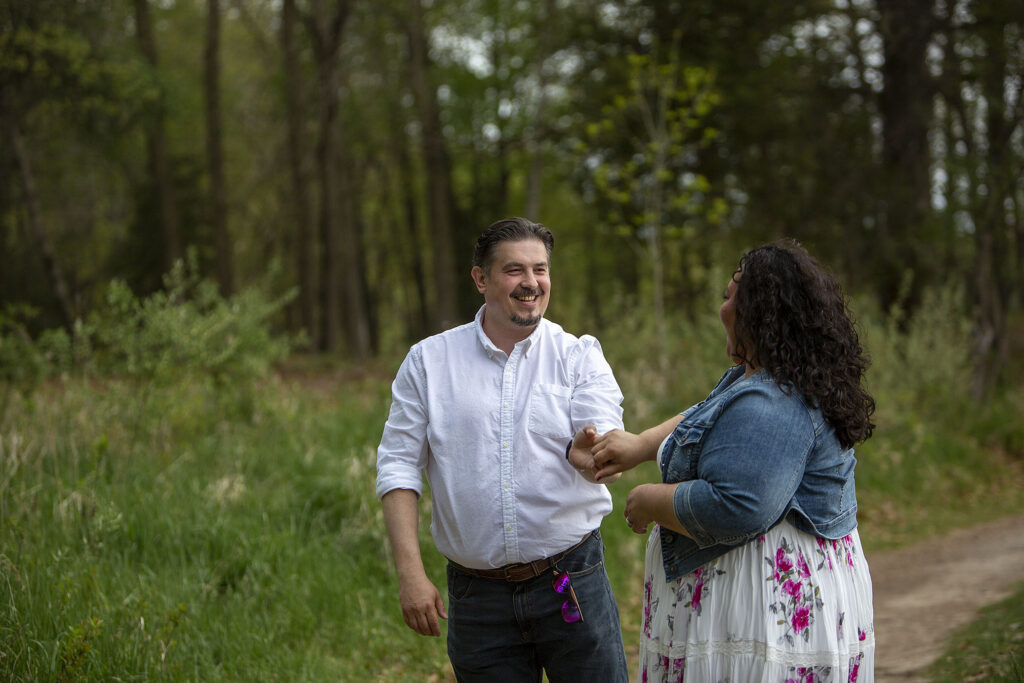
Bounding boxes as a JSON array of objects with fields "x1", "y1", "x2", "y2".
[{"x1": 1, "y1": 274, "x2": 1022, "y2": 680}]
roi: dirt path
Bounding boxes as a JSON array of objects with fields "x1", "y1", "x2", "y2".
[{"x1": 870, "y1": 514, "x2": 1024, "y2": 681}]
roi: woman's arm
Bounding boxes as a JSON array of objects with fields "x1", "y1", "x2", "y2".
[
  {"x1": 591, "y1": 414, "x2": 684, "y2": 481},
  {"x1": 670, "y1": 391, "x2": 812, "y2": 547}
]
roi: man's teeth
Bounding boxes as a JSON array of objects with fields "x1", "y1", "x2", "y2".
[{"x1": 514, "y1": 294, "x2": 537, "y2": 301}]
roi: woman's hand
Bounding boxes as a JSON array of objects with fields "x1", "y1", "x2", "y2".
[
  {"x1": 592, "y1": 429, "x2": 649, "y2": 480},
  {"x1": 592, "y1": 414, "x2": 684, "y2": 481},
  {"x1": 624, "y1": 483, "x2": 691, "y2": 537},
  {"x1": 567, "y1": 425, "x2": 621, "y2": 484},
  {"x1": 623, "y1": 483, "x2": 657, "y2": 534}
]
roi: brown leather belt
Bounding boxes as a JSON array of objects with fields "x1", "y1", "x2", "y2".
[{"x1": 448, "y1": 531, "x2": 595, "y2": 582}]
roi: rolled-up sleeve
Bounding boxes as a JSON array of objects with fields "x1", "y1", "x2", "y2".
[
  {"x1": 672, "y1": 391, "x2": 813, "y2": 547},
  {"x1": 375, "y1": 348, "x2": 430, "y2": 499},
  {"x1": 569, "y1": 337, "x2": 624, "y2": 435}
]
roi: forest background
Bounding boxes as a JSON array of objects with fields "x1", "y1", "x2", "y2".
[{"x1": 1, "y1": 0, "x2": 1023, "y2": 680}]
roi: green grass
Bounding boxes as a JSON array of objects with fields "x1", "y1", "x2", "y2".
[
  {"x1": 1, "y1": 286, "x2": 1023, "y2": 680},
  {"x1": 2, "y1": 367, "x2": 1021, "y2": 681},
  {"x1": 0, "y1": 375, "x2": 450, "y2": 681},
  {"x1": 925, "y1": 582, "x2": 1024, "y2": 682}
]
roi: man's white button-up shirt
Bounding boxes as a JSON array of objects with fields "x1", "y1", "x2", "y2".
[{"x1": 375, "y1": 307, "x2": 624, "y2": 569}]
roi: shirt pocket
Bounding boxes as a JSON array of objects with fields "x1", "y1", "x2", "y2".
[{"x1": 528, "y1": 383, "x2": 573, "y2": 439}]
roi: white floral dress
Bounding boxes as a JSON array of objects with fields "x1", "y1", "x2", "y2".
[{"x1": 637, "y1": 520, "x2": 875, "y2": 682}]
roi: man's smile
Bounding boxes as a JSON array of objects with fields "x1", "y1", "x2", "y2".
[{"x1": 512, "y1": 289, "x2": 542, "y2": 303}]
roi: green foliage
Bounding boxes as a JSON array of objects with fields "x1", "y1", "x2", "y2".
[
  {"x1": 0, "y1": 255, "x2": 296, "y2": 445},
  {"x1": 849, "y1": 285, "x2": 1024, "y2": 546},
  {"x1": 1, "y1": 12, "x2": 153, "y2": 126},
  {"x1": 0, "y1": 362, "x2": 431, "y2": 680},
  {"x1": 926, "y1": 581, "x2": 1024, "y2": 682},
  {"x1": 1, "y1": 277, "x2": 1022, "y2": 679},
  {"x1": 83, "y1": 254, "x2": 295, "y2": 387},
  {"x1": 597, "y1": 277, "x2": 733, "y2": 425},
  {"x1": 579, "y1": 38, "x2": 724, "y2": 243},
  {"x1": 0, "y1": 306, "x2": 84, "y2": 419}
]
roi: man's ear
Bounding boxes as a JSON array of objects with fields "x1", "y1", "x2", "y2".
[{"x1": 471, "y1": 265, "x2": 487, "y2": 293}]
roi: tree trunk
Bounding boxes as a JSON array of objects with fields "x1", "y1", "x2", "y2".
[
  {"x1": 314, "y1": 45, "x2": 342, "y2": 352},
  {"x1": 525, "y1": 0, "x2": 555, "y2": 220},
  {"x1": 2, "y1": 96, "x2": 76, "y2": 331},
  {"x1": 133, "y1": 0, "x2": 183, "y2": 273},
  {"x1": 336, "y1": 106, "x2": 372, "y2": 357},
  {"x1": 281, "y1": 0, "x2": 317, "y2": 342},
  {"x1": 406, "y1": 0, "x2": 458, "y2": 330},
  {"x1": 969, "y1": 7, "x2": 1018, "y2": 397},
  {"x1": 302, "y1": 0, "x2": 355, "y2": 352},
  {"x1": 875, "y1": 0, "x2": 936, "y2": 312},
  {"x1": 205, "y1": 0, "x2": 233, "y2": 296},
  {"x1": 391, "y1": 108, "x2": 431, "y2": 341}
]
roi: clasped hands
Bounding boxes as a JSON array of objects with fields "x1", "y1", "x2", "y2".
[
  {"x1": 566, "y1": 425, "x2": 646, "y2": 481},
  {"x1": 567, "y1": 426, "x2": 659, "y2": 535}
]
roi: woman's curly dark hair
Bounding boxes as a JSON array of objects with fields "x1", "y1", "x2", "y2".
[{"x1": 732, "y1": 239, "x2": 875, "y2": 448}]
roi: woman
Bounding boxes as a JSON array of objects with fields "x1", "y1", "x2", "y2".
[{"x1": 592, "y1": 240, "x2": 876, "y2": 681}]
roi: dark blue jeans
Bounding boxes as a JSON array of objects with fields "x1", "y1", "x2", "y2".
[{"x1": 445, "y1": 530, "x2": 628, "y2": 683}]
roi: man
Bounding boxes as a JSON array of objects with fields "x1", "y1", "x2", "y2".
[{"x1": 376, "y1": 217, "x2": 628, "y2": 682}]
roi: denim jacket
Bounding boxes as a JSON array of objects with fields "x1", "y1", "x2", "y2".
[{"x1": 660, "y1": 365, "x2": 860, "y2": 580}]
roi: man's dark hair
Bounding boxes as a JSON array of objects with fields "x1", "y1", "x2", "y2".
[
  {"x1": 473, "y1": 217, "x2": 554, "y2": 272},
  {"x1": 733, "y1": 239, "x2": 876, "y2": 448}
]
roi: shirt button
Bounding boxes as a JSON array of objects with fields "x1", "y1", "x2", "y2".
[
  {"x1": 502, "y1": 441, "x2": 509, "y2": 447},
  {"x1": 504, "y1": 402, "x2": 510, "y2": 409},
  {"x1": 503, "y1": 482, "x2": 510, "y2": 489}
]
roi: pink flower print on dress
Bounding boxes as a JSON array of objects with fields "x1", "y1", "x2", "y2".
[
  {"x1": 783, "y1": 579, "x2": 803, "y2": 599},
  {"x1": 691, "y1": 579, "x2": 704, "y2": 612},
  {"x1": 786, "y1": 667, "x2": 819, "y2": 683},
  {"x1": 814, "y1": 536, "x2": 834, "y2": 571},
  {"x1": 671, "y1": 657, "x2": 686, "y2": 677},
  {"x1": 797, "y1": 551, "x2": 811, "y2": 578},
  {"x1": 792, "y1": 604, "x2": 811, "y2": 633},
  {"x1": 776, "y1": 547, "x2": 794, "y2": 573},
  {"x1": 642, "y1": 580, "x2": 654, "y2": 635},
  {"x1": 848, "y1": 651, "x2": 864, "y2": 682}
]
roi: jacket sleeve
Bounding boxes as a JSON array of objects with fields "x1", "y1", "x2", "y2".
[
  {"x1": 375, "y1": 347, "x2": 430, "y2": 500},
  {"x1": 671, "y1": 390, "x2": 814, "y2": 547}
]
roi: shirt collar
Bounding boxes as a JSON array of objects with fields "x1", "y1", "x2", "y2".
[{"x1": 474, "y1": 305, "x2": 542, "y2": 359}]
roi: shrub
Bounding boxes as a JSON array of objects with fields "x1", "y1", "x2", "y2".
[{"x1": 83, "y1": 255, "x2": 296, "y2": 387}]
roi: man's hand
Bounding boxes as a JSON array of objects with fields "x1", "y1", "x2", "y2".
[
  {"x1": 568, "y1": 425, "x2": 621, "y2": 483},
  {"x1": 382, "y1": 489, "x2": 447, "y2": 637},
  {"x1": 398, "y1": 571, "x2": 448, "y2": 637}
]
